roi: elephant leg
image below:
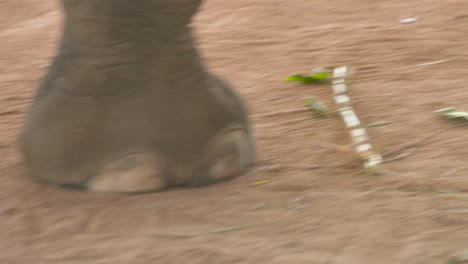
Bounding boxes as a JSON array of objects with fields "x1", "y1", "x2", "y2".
[{"x1": 20, "y1": 0, "x2": 256, "y2": 193}]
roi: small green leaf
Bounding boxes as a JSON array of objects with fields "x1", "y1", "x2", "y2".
[
  {"x1": 435, "y1": 108, "x2": 468, "y2": 120},
  {"x1": 284, "y1": 74, "x2": 307, "y2": 82},
  {"x1": 303, "y1": 97, "x2": 327, "y2": 117},
  {"x1": 366, "y1": 120, "x2": 395, "y2": 127},
  {"x1": 284, "y1": 72, "x2": 330, "y2": 84}
]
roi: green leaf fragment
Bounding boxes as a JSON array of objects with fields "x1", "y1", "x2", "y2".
[
  {"x1": 366, "y1": 120, "x2": 395, "y2": 127},
  {"x1": 284, "y1": 72, "x2": 330, "y2": 84},
  {"x1": 303, "y1": 97, "x2": 327, "y2": 117},
  {"x1": 434, "y1": 108, "x2": 468, "y2": 120}
]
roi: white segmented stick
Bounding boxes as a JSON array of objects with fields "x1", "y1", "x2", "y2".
[
  {"x1": 332, "y1": 83, "x2": 347, "y2": 94},
  {"x1": 333, "y1": 66, "x2": 347, "y2": 78},
  {"x1": 350, "y1": 128, "x2": 368, "y2": 144},
  {"x1": 334, "y1": 94, "x2": 350, "y2": 104},
  {"x1": 332, "y1": 66, "x2": 382, "y2": 171},
  {"x1": 339, "y1": 107, "x2": 361, "y2": 128}
]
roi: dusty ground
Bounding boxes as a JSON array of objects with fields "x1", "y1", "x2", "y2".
[{"x1": 1, "y1": 0, "x2": 468, "y2": 263}]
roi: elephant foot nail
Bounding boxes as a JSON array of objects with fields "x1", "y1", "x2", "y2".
[
  {"x1": 206, "y1": 126, "x2": 255, "y2": 182},
  {"x1": 87, "y1": 152, "x2": 167, "y2": 193}
]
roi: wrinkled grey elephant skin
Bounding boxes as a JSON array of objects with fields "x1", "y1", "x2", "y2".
[{"x1": 20, "y1": 0, "x2": 255, "y2": 193}]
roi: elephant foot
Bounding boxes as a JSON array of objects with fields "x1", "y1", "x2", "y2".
[{"x1": 21, "y1": 0, "x2": 255, "y2": 194}]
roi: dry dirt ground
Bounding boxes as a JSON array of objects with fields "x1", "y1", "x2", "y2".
[{"x1": 1, "y1": 0, "x2": 468, "y2": 263}]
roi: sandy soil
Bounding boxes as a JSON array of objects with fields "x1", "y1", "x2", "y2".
[{"x1": 1, "y1": 0, "x2": 468, "y2": 263}]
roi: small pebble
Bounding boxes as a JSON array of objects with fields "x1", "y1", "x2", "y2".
[{"x1": 400, "y1": 16, "x2": 418, "y2": 24}]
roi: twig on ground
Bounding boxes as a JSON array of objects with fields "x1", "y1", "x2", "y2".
[{"x1": 197, "y1": 225, "x2": 252, "y2": 235}]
